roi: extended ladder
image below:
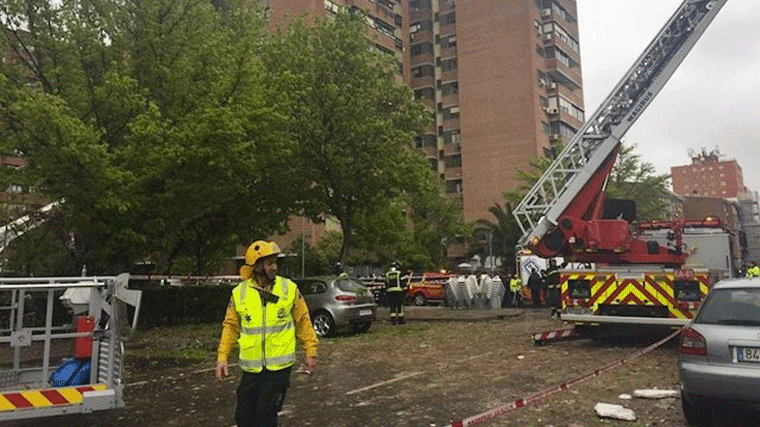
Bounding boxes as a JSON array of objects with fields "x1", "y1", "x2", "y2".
[{"x1": 513, "y1": 0, "x2": 728, "y2": 248}]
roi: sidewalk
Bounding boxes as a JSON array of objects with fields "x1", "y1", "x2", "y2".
[{"x1": 375, "y1": 305, "x2": 526, "y2": 322}]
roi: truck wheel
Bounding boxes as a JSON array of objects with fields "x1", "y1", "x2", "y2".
[{"x1": 413, "y1": 293, "x2": 427, "y2": 306}]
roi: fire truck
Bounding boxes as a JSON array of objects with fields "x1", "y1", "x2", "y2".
[
  {"x1": 512, "y1": 0, "x2": 729, "y2": 334},
  {"x1": 0, "y1": 274, "x2": 142, "y2": 421}
]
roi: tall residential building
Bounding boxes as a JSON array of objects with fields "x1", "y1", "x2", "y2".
[
  {"x1": 671, "y1": 148, "x2": 748, "y2": 198},
  {"x1": 403, "y1": 0, "x2": 584, "y2": 224},
  {"x1": 258, "y1": 1, "x2": 586, "y2": 263}
]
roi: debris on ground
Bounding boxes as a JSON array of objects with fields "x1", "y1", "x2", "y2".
[
  {"x1": 633, "y1": 389, "x2": 678, "y2": 399},
  {"x1": 594, "y1": 402, "x2": 636, "y2": 421}
]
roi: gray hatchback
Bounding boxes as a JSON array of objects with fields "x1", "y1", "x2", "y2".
[
  {"x1": 678, "y1": 277, "x2": 760, "y2": 425},
  {"x1": 295, "y1": 276, "x2": 377, "y2": 337}
]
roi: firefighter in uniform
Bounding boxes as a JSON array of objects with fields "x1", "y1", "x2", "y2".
[
  {"x1": 385, "y1": 261, "x2": 406, "y2": 325},
  {"x1": 215, "y1": 240, "x2": 318, "y2": 427},
  {"x1": 746, "y1": 261, "x2": 760, "y2": 278},
  {"x1": 333, "y1": 262, "x2": 349, "y2": 278},
  {"x1": 546, "y1": 259, "x2": 561, "y2": 318}
]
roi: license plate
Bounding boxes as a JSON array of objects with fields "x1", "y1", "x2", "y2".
[
  {"x1": 359, "y1": 309, "x2": 372, "y2": 316},
  {"x1": 737, "y1": 347, "x2": 760, "y2": 362}
]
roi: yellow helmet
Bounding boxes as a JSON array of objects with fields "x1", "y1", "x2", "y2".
[{"x1": 239, "y1": 240, "x2": 281, "y2": 280}]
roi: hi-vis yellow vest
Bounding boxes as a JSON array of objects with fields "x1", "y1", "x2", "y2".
[{"x1": 233, "y1": 276, "x2": 297, "y2": 373}]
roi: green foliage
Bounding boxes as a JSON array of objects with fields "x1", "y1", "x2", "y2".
[
  {"x1": 470, "y1": 202, "x2": 521, "y2": 274},
  {"x1": 1, "y1": 0, "x2": 298, "y2": 275},
  {"x1": 258, "y1": 11, "x2": 438, "y2": 266},
  {"x1": 505, "y1": 140, "x2": 671, "y2": 223}
]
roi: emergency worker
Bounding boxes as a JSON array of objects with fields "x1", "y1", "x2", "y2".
[
  {"x1": 528, "y1": 268, "x2": 543, "y2": 307},
  {"x1": 385, "y1": 261, "x2": 407, "y2": 324},
  {"x1": 546, "y1": 259, "x2": 561, "y2": 318},
  {"x1": 333, "y1": 262, "x2": 349, "y2": 278},
  {"x1": 216, "y1": 240, "x2": 318, "y2": 427},
  {"x1": 509, "y1": 274, "x2": 523, "y2": 308},
  {"x1": 746, "y1": 261, "x2": 760, "y2": 278}
]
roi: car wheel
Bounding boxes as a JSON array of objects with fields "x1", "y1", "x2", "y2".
[
  {"x1": 351, "y1": 321, "x2": 371, "y2": 334},
  {"x1": 681, "y1": 390, "x2": 709, "y2": 426},
  {"x1": 413, "y1": 293, "x2": 427, "y2": 306},
  {"x1": 312, "y1": 312, "x2": 335, "y2": 337}
]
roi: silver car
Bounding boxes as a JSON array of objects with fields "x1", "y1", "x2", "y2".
[
  {"x1": 678, "y1": 277, "x2": 760, "y2": 425},
  {"x1": 295, "y1": 276, "x2": 377, "y2": 337}
]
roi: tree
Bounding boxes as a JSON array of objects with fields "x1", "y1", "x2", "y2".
[
  {"x1": 470, "y1": 202, "x2": 521, "y2": 273},
  {"x1": 1, "y1": 0, "x2": 300, "y2": 274},
  {"x1": 257, "y1": 11, "x2": 433, "y2": 267}
]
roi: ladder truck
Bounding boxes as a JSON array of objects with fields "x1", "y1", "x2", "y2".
[
  {"x1": 0, "y1": 273, "x2": 142, "y2": 421},
  {"x1": 513, "y1": 0, "x2": 728, "y2": 336}
]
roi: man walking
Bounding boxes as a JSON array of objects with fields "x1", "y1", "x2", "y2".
[{"x1": 216, "y1": 240, "x2": 318, "y2": 427}]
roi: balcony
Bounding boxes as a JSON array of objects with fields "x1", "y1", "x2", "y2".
[
  {"x1": 410, "y1": 29, "x2": 433, "y2": 44},
  {"x1": 410, "y1": 52, "x2": 434, "y2": 67},
  {"x1": 442, "y1": 117, "x2": 460, "y2": 132},
  {"x1": 411, "y1": 74, "x2": 435, "y2": 88},
  {"x1": 439, "y1": 69, "x2": 458, "y2": 82}
]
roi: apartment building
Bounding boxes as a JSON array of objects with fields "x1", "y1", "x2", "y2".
[
  {"x1": 403, "y1": 0, "x2": 584, "y2": 224},
  {"x1": 671, "y1": 148, "x2": 748, "y2": 198}
]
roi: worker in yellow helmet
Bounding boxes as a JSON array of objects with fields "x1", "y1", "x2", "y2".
[
  {"x1": 746, "y1": 261, "x2": 760, "y2": 278},
  {"x1": 216, "y1": 240, "x2": 318, "y2": 427}
]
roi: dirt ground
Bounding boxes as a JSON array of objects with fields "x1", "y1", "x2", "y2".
[{"x1": 5, "y1": 307, "x2": 760, "y2": 427}]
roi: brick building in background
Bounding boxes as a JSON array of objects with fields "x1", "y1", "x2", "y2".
[
  {"x1": 404, "y1": 0, "x2": 584, "y2": 224},
  {"x1": 671, "y1": 148, "x2": 748, "y2": 199},
  {"x1": 264, "y1": 0, "x2": 585, "y2": 263}
]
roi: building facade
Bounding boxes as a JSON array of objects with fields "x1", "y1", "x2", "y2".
[
  {"x1": 671, "y1": 149, "x2": 747, "y2": 198},
  {"x1": 403, "y1": 0, "x2": 584, "y2": 224}
]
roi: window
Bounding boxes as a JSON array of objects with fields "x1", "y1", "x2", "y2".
[
  {"x1": 441, "y1": 81, "x2": 458, "y2": 96},
  {"x1": 443, "y1": 130, "x2": 460, "y2": 144},
  {"x1": 446, "y1": 179, "x2": 462, "y2": 194},
  {"x1": 414, "y1": 134, "x2": 436, "y2": 148},
  {"x1": 374, "y1": 18, "x2": 396, "y2": 38},
  {"x1": 441, "y1": 12, "x2": 456, "y2": 25},
  {"x1": 410, "y1": 20, "x2": 432, "y2": 34},
  {"x1": 412, "y1": 64, "x2": 434, "y2": 78},
  {"x1": 440, "y1": 35, "x2": 457, "y2": 49},
  {"x1": 444, "y1": 154, "x2": 461, "y2": 168},
  {"x1": 409, "y1": 0, "x2": 431, "y2": 11},
  {"x1": 414, "y1": 87, "x2": 435, "y2": 100},
  {"x1": 550, "y1": 121, "x2": 578, "y2": 138},
  {"x1": 324, "y1": 0, "x2": 340, "y2": 14},
  {"x1": 440, "y1": 57, "x2": 457, "y2": 72},
  {"x1": 410, "y1": 42, "x2": 433, "y2": 56},
  {"x1": 442, "y1": 106, "x2": 460, "y2": 120}
]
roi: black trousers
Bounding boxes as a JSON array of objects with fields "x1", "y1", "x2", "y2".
[
  {"x1": 236, "y1": 367, "x2": 291, "y2": 427},
  {"x1": 387, "y1": 291, "x2": 405, "y2": 322}
]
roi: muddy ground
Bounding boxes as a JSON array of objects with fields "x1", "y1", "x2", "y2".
[{"x1": 5, "y1": 307, "x2": 760, "y2": 427}]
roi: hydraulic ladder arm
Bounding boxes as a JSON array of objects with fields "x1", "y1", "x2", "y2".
[{"x1": 513, "y1": 0, "x2": 728, "y2": 264}]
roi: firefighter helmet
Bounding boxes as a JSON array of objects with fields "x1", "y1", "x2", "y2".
[
  {"x1": 391, "y1": 260, "x2": 400, "y2": 269},
  {"x1": 239, "y1": 240, "x2": 281, "y2": 280}
]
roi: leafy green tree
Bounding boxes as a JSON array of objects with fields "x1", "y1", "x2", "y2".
[
  {"x1": 1, "y1": 0, "x2": 299, "y2": 275},
  {"x1": 258, "y1": 11, "x2": 433, "y2": 267}
]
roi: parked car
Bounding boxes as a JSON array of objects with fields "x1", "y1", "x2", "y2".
[
  {"x1": 678, "y1": 277, "x2": 760, "y2": 425},
  {"x1": 294, "y1": 276, "x2": 377, "y2": 337},
  {"x1": 406, "y1": 272, "x2": 452, "y2": 306}
]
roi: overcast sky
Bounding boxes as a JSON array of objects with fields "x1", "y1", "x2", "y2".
[{"x1": 575, "y1": 0, "x2": 760, "y2": 195}]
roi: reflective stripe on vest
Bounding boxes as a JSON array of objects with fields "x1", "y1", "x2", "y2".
[
  {"x1": 386, "y1": 270, "x2": 402, "y2": 292},
  {"x1": 233, "y1": 276, "x2": 297, "y2": 373}
]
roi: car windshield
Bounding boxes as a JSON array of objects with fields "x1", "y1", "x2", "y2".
[
  {"x1": 696, "y1": 288, "x2": 760, "y2": 325},
  {"x1": 336, "y1": 278, "x2": 368, "y2": 294}
]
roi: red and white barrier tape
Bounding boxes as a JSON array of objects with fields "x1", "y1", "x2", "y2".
[
  {"x1": 532, "y1": 328, "x2": 579, "y2": 343},
  {"x1": 445, "y1": 327, "x2": 684, "y2": 427}
]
